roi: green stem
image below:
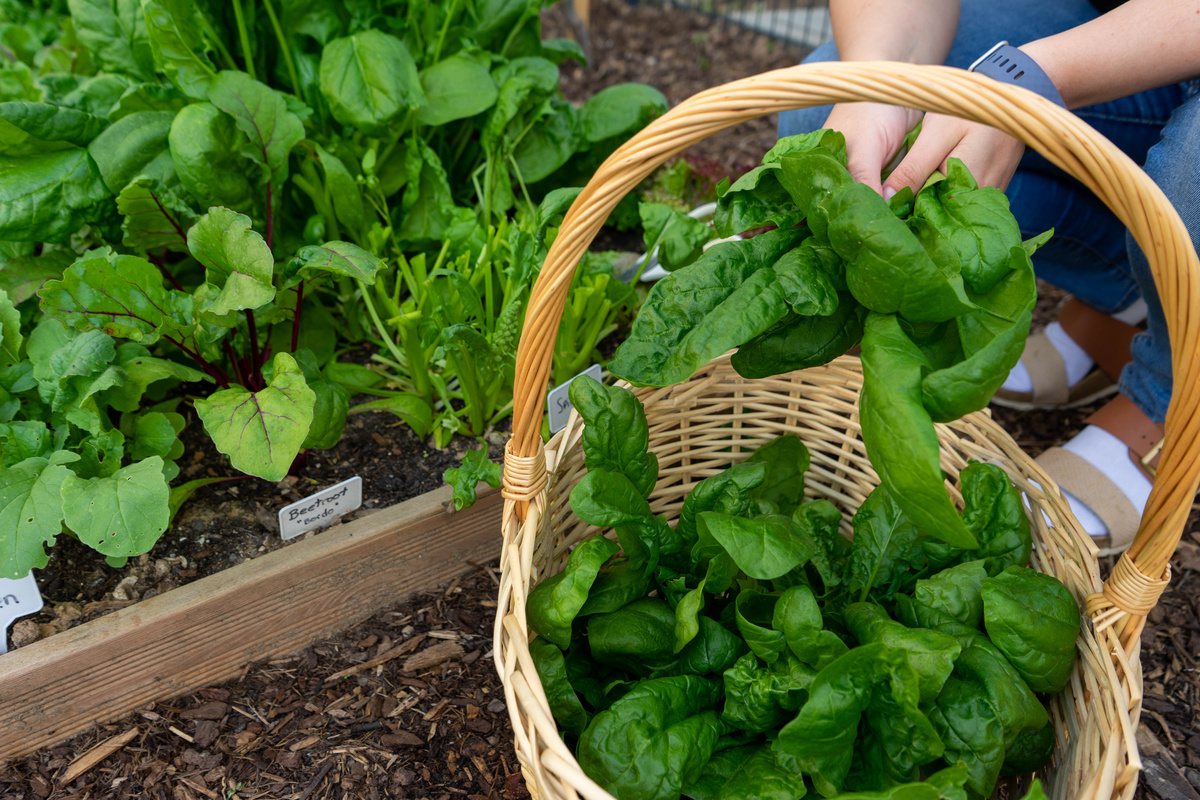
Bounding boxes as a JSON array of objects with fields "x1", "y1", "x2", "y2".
[
  {"x1": 449, "y1": 347, "x2": 485, "y2": 436},
  {"x1": 260, "y1": 0, "x2": 301, "y2": 94},
  {"x1": 499, "y1": 10, "x2": 529, "y2": 58},
  {"x1": 230, "y1": 0, "x2": 257, "y2": 81},
  {"x1": 430, "y1": 0, "x2": 463, "y2": 64},
  {"x1": 359, "y1": 281, "x2": 410, "y2": 376}
]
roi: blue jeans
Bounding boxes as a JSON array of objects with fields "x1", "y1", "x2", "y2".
[{"x1": 778, "y1": 0, "x2": 1200, "y2": 423}]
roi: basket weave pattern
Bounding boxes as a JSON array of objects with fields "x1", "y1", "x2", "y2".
[{"x1": 495, "y1": 62, "x2": 1200, "y2": 800}]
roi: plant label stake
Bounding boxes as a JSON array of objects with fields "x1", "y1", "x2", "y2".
[
  {"x1": 547, "y1": 364, "x2": 603, "y2": 434},
  {"x1": 278, "y1": 476, "x2": 364, "y2": 540},
  {"x1": 0, "y1": 573, "x2": 44, "y2": 655}
]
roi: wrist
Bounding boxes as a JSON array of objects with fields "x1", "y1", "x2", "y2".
[
  {"x1": 969, "y1": 42, "x2": 1067, "y2": 109},
  {"x1": 1018, "y1": 39, "x2": 1072, "y2": 107}
]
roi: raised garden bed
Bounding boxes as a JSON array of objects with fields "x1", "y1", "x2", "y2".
[{"x1": 0, "y1": 483, "x2": 502, "y2": 760}]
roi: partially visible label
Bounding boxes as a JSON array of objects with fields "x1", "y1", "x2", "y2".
[
  {"x1": 547, "y1": 364, "x2": 603, "y2": 434},
  {"x1": 0, "y1": 573, "x2": 44, "y2": 654},
  {"x1": 278, "y1": 476, "x2": 364, "y2": 540}
]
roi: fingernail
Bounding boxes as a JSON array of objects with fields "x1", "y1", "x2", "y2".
[{"x1": 882, "y1": 186, "x2": 897, "y2": 201}]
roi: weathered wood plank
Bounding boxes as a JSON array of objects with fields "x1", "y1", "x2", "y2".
[{"x1": 0, "y1": 486, "x2": 502, "y2": 759}]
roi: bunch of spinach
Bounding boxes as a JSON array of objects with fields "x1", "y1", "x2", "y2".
[
  {"x1": 527, "y1": 378, "x2": 1078, "y2": 800},
  {"x1": 607, "y1": 130, "x2": 1051, "y2": 549}
]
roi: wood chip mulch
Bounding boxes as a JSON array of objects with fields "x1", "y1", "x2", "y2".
[{"x1": 0, "y1": 564, "x2": 528, "y2": 800}]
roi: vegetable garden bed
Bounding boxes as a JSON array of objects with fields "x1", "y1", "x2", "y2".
[{"x1": 0, "y1": 481, "x2": 502, "y2": 760}]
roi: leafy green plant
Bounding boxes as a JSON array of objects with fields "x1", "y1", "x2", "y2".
[
  {"x1": 608, "y1": 130, "x2": 1051, "y2": 549},
  {"x1": 524, "y1": 379, "x2": 1077, "y2": 800},
  {"x1": 0, "y1": 287, "x2": 206, "y2": 578}
]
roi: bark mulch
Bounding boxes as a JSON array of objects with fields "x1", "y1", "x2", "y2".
[{"x1": 1, "y1": 565, "x2": 525, "y2": 800}]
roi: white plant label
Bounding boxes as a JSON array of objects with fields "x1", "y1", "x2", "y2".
[
  {"x1": 278, "y1": 476, "x2": 363, "y2": 540},
  {"x1": 0, "y1": 572, "x2": 44, "y2": 655},
  {"x1": 547, "y1": 364, "x2": 602, "y2": 434}
]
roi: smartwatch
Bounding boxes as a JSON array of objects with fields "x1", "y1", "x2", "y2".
[{"x1": 968, "y1": 42, "x2": 1067, "y2": 109}]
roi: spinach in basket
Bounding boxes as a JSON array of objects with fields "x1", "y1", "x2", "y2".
[
  {"x1": 526, "y1": 378, "x2": 1078, "y2": 800},
  {"x1": 607, "y1": 132, "x2": 1051, "y2": 550}
]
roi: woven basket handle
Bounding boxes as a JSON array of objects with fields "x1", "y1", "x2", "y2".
[{"x1": 505, "y1": 61, "x2": 1200, "y2": 638}]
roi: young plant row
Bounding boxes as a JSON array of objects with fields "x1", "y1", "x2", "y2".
[
  {"x1": 0, "y1": 0, "x2": 665, "y2": 576},
  {"x1": 528, "y1": 377, "x2": 1076, "y2": 800}
]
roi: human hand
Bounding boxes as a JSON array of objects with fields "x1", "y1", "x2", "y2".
[
  {"x1": 880, "y1": 112, "x2": 1025, "y2": 196},
  {"x1": 823, "y1": 102, "x2": 923, "y2": 196}
]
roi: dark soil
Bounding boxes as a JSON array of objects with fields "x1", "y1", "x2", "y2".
[{"x1": 6, "y1": 2, "x2": 1199, "y2": 798}]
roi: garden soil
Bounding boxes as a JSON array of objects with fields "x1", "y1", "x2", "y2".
[{"x1": 4, "y1": 2, "x2": 1199, "y2": 798}]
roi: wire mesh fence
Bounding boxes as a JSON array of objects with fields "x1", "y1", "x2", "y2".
[{"x1": 630, "y1": 0, "x2": 832, "y2": 50}]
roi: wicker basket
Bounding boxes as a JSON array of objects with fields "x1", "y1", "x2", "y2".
[{"x1": 495, "y1": 62, "x2": 1200, "y2": 800}]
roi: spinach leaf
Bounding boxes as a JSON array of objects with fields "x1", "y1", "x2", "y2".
[
  {"x1": 530, "y1": 637, "x2": 589, "y2": 739},
  {"x1": 0, "y1": 101, "x2": 108, "y2": 154},
  {"x1": 847, "y1": 485, "x2": 925, "y2": 604},
  {"x1": 576, "y1": 675, "x2": 722, "y2": 800},
  {"x1": 722, "y1": 651, "x2": 814, "y2": 733},
  {"x1": 588, "y1": 597, "x2": 679, "y2": 675},
  {"x1": 569, "y1": 468, "x2": 664, "y2": 575},
  {"x1": 677, "y1": 461, "x2": 765, "y2": 550},
  {"x1": 142, "y1": 0, "x2": 217, "y2": 99},
  {"x1": 526, "y1": 536, "x2": 620, "y2": 649},
  {"x1": 578, "y1": 558, "x2": 650, "y2": 616},
  {"x1": 774, "y1": 643, "x2": 942, "y2": 796},
  {"x1": 568, "y1": 375, "x2": 658, "y2": 498},
  {"x1": 735, "y1": 588, "x2": 788, "y2": 664},
  {"x1": 859, "y1": 313, "x2": 978, "y2": 549},
  {"x1": 960, "y1": 462, "x2": 1032, "y2": 575},
  {"x1": 745, "y1": 433, "x2": 810, "y2": 515},
  {"x1": 606, "y1": 228, "x2": 805, "y2": 387},
  {"x1": 672, "y1": 616, "x2": 747, "y2": 676},
  {"x1": 843, "y1": 602, "x2": 959, "y2": 703},
  {"x1": 0, "y1": 149, "x2": 113, "y2": 242},
  {"x1": 67, "y1": 0, "x2": 156, "y2": 81},
  {"x1": 168, "y1": 102, "x2": 256, "y2": 212},
  {"x1": 981, "y1": 566, "x2": 1079, "y2": 693},
  {"x1": 920, "y1": 247, "x2": 1036, "y2": 422},
  {"x1": 578, "y1": 82, "x2": 668, "y2": 148},
  {"x1": 774, "y1": 585, "x2": 848, "y2": 669},
  {"x1": 794, "y1": 499, "x2": 851, "y2": 591},
  {"x1": 684, "y1": 744, "x2": 807, "y2": 800},
  {"x1": 829, "y1": 764, "x2": 969, "y2": 800},
  {"x1": 86, "y1": 110, "x2": 174, "y2": 195},
  {"x1": 927, "y1": 676, "x2": 1006, "y2": 797},
  {"x1": 912, "y1": 159, "x2": 1022, "y2": 295},
  {"x1": 713, "y1": 164, "x2": 803, "y2": 238},
  {"x1": 731, "y1": 294, "x2": 867, "y2": 380},
  {"x1": 639, "y1": 203, "x2": 713, "y2": 271},
  {"x1": 417, "y1": 53, "x2": 498, "y2": 126},
  {"x1": 698, "y1": 512, "x2": 816, "y2": 581},
  {"x1": 821, "y1": 181, "x2": 975, "y2": 323},
  {"x1": 912, "y1": 560, "x2": 988, "y2": 629},
  {"x1": 1001, "y1": 725, "x2": 1055, "y2": 776},
  {"x1": 319, "y1": 30, "x2": 425, "y2": 133},
  {"x1": 673, "y1": 575, "x2": 707, "y2": 652}
]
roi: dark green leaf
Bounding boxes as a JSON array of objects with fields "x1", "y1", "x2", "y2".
[
  {"x1": 208, "y1": 71, "x2": 306, "y2": 185},
  {"x1": 734, "y1": 588, "x2": 787, "y2": 664},
  {"x1": 578, "y1": 557, "x2": 650, "y2": 616},
  {"x1": 168, "y1": 102, "x2": 257, "y2": 212},
  {"x1": 0, "y1": 101, "x2": 108, "y2": 154},
  {"x1": 843, "y1": 602, "x2": 960, "y2": 703},
  {"x1": 568, "y1": 375, "x2": 658, "y2": 498},
  {"x1": 745, "y1": 433, "x2": 810, "y2": 515},
  {"x1": 142, "y1": 0, "x2": 218, "y2": 98},
  {"x1": 526, "y1": 535, "x2": 619, "y2": 649},
  {"x1": 319, "y1": 30, "x2": 425, "y2": 133},
  {"x1": 981, "y1": 566, "x2": 1078, "y2": 693},
  {"x1": 731, "y1": 293, "x2": 867, "y2": 380},
  {"x1": 677, "y1": 461, "x2": 765, "y2": 551},
  {"x1": 68, "y1": 0, "x2": 156, "y2": 80},
  {"x1": 912, "y1": 560, "x2": 988, "y2": 628},
  {"x1": 774, "y1": 584, "x2": 848, "y2": 669},
  {"x1": 588, "y1": 596, "x2": 678, "y2": 674},
  {"x1": 530, "y1": 637, "x2": 589, "y2": 739},
  {"x1": 847, "y1": 485, "x2": 925, "y2": 603},
  {"x1": 117, "y1": 177, "x2": 197, "y2": 253},
  {"x1": 859, "y1": 313, "x2": 978, "y2": 548},
  {"x1": 417, "y1": 53, "x2": 497, "y2": 126},
  {"x1": 0, "y1": 149, "x2": 112, "y2": 242},
  {"x1": 577, "y1": 675, "x2": 722, "y2": 800},
  {"x1": 579, "y1": 83, "x2": 667, "y2": 144},
  {"x1": 684, "y1": 744, "x2": 807, "y2": 800},
  {"x1": 699, "y1": 512, "x2": 816, "y2": 581}
]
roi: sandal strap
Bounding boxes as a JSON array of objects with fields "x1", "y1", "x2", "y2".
[
  {"x1": 1022, "y1": 333, "x2": 1070, "y2": 405},
  {"x1": 1084, "y1": 393, "x2": 1165, "y2": 480},
  {"x1": 1036, "y1": 447, "x2": 1142, "y2": 551},
  {"x1": 1059, "y1": 298, "x2": 1141, "y2": 383}
]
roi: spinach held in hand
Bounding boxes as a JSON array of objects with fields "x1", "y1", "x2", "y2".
[
  {"x1": 607, "y1": 130, "x2": 1051, "y2": 551},
  {"x1": 527, "y1": 377, "x2": 1077, "y2": 800}
]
